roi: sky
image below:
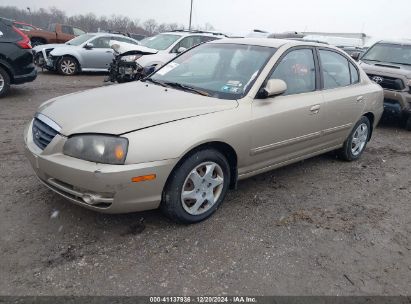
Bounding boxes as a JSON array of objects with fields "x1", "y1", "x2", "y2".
[{"x1": 2, "y1": 0, "x2": 410, "y2": 40}]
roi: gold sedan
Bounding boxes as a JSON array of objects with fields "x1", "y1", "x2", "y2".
[{"x1": 25, "y1": 38, "x2": 384, "y2": 223}]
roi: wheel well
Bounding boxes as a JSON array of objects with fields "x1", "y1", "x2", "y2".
[
  {"x1": 363, "y1": 112, "x2": 375, "y2": 139},
  {"x1": 58, "y1": 55, "x2": 81, "y2": 70},
  {"x1": 0, "y1": 63, "x2": 13, "y2": 83},
  {"x1": 165, "y1": 142, "x2": 238, "y2": 192}
]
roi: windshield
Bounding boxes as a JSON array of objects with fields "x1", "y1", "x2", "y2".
[
  {"x1": 140, "y1": 34, "x2": 181, "y2": 50},
  {"x1": 66, "y1": 34, "x2": 95, "y2": 46},
  {"x1": 150, "y1": 43, "x2": 276, "y2": 100},
  {"x1": 362, "y1": 43, "x2": 411, "y2": 66}
]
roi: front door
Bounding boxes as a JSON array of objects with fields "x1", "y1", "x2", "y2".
[
  {"x1": 80, "y1": 36, "x2": 114, "y2": 70},
  {"x1": 250, "y1": 48, "x2": 328, "y2": 172}
]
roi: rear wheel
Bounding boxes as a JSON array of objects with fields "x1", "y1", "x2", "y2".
[
  {"x1": 338, "y1": 116, "x2": 371, "y2": 161},
  {"x1": 0, "y1": 66, "x2": 11, "y2": 98},
  {"x1": 58, "y1": 56, "x2": 79, "y2": 76},
  {"x1": 161, "y1": 149, "x2": 230, "y2": 224}
]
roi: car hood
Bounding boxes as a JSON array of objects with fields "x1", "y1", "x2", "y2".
[
  {"x1": 33, "y1": 43, "x2": 71, "y2": 52},
  {"x1": 38, "y1": 82, "x2": 238, "y2": 136},
  {"x1": 360, "y1": 61, "x2": 411, "y2": 78}
]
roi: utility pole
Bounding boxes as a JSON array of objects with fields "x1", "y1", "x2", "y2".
[
  {"x1": 189, "y1": 0, "x2": 193, "y2": 31},
  {"x1": 27, "y1": 7, "x2": 32, "y2": 25}
]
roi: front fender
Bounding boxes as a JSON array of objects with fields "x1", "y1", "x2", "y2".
[
  {"x1": 49, "y1": 49, "x2": 82, "y2": 66},
  {"x1": 122, "y1": 103, "x2": 251, "y2": 168}
]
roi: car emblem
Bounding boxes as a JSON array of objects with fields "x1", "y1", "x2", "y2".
[
  {"x1": 33, "y1": 127, "x2": 41, "y2": 139},
  {"x1": 372, "y1": 76, "x2": 384, "y2": 84}
]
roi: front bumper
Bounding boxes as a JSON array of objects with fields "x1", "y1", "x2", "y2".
[
  {"x1": 383, "y1": 90, "x2": 411, "y2": 119},
  {"x1": 13, "y1": 68, "x2": 37, "y2": 85},
  {"x1": 24, "y1": 121, "x2": 177, "y2": 214}
]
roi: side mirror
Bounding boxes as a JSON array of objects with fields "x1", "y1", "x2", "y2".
[
  {"x1": 350, "y1": 52, "x2": 361, "y2": 61},
  {"x1": 259, "y1": 79, "x2": 287, "y2": 98},
  {"x1": 177, "y1": 46, "x2": 187, "y2": 54},
  {"x1": 84, "y1": 42, "x2": 94, "y2": 49}
]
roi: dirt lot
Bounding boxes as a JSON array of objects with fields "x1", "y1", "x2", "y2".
[{"x1": 0, "y1": 71, "x2": 410, "y2": 296}]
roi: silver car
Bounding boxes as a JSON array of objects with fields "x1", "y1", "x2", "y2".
[{"x1": 33, "y1": 33, "x2": 140, "y2": 75}]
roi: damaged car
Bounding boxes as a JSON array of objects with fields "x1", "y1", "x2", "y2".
[
  {"x1": 107, "y1": 30, "x2": 227, "y2": 83},
  {"x1": 33, "y1": 32, "x2": 140, "y2": 75},
  {"x1": 25, "y1": 38, "x2": 383, "y2": 224}
]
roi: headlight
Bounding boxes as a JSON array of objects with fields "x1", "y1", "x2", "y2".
[
  {"x1": 407, "y1": 79, "x2": 411, "y2": 87},
  {"x1": 121, "y1": 55, "x2": 142, "y2": 62},
  {"x1": 63, "y1": 135, "x2": 128, "y2": 165}
]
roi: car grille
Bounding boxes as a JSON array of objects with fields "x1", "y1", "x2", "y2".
[
  {"x1": 32, "y1": 118, "x2": 59, "y2": 150},
  {"x1": 367, "y1": 74, "x2": 405, "y2": 91}
]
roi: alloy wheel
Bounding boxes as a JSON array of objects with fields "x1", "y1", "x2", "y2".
[
  {"x1": 60, "y1": 59, "x2": 76, "y2": 75},
  {"x1": 351, "y1": 123, "x2": 368, "y2": 156},
  {"x1": 181, "y1": 162, "x2": 224, "y2": 215}
]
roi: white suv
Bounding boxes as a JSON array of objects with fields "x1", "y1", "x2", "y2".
[{"x1": 136, "y1": 30, "x2": 227, "y2": 68}]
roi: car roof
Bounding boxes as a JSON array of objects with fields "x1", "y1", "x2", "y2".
[
  {"x1": 87, "y1": 32, "x2": 137, "y2": 39},
  {"x1": 377, "y1": 40, "x2": 411, "y2": 46},
  {"x1": 210, "y1": 37, "x2": 337, "y2": 49},
  {"x1": 161, "y1": 31, "x2": 227, "y2": 38}
]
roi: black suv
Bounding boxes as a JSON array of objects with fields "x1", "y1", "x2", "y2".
[{"x1": 0, "y1": 17, "x2": 37, "y2": 97}]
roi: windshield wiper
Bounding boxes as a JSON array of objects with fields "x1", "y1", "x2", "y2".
[
  {"x1": 163, "y1": 82, "x2": 210, "y2": 96},
  {"x1": 142, "y1": 78, "x2": 167, "y2": 87},
  {"x1": 387, "y1": 61, "x2": 411, "y2": 66}
]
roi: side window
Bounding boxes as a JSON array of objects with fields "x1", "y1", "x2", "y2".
[
  {"x1": 201, "y1": 36, "x2": 219, "y2": 43},
  {"x1": 269, "y1": 49, "x2": 316, "y2": 95},
  {"x1": 61, "y1": 25, "x2": 74, "y2": 35},
  {"x1": 349, "y1": 62, "x2": 359, "y2": 84},
  {"x1": 47, "y1": 24, "x2": 56, "y2": 32},
  {"x1": 73, "y1": 27, "x2": 85, "y2": 36},
  {"x1": 172, "y1": 36, "x2": 202, "y2": 52},
  {"x1": 91, "y1": 36, "x2": 111, "y2": 48},
  {"x1": 319, "y1": 50, "x2": 351, "y2": 89}
]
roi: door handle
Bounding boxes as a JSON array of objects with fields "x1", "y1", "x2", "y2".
[
  {"x1": 356, "y1": 96, "x2": 364, "y2": 102},
  {"x1": 105, "y1": 51, "x2": 112, "y2": 53},
  {"x1": 310, "y1": 104, "x2": 321, "y2": 114}
]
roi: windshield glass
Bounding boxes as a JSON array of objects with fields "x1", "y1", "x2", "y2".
[
  {"x1": 150, "y1": 43, "x2": 276, "y2": 100},
  {"x1": 362, "y1": 43, "x2": 411, "y2": 65},
  {"x1": 66, "y1": 34, "x2": 95, "y2": 46},
  {"x1": 140, "y1": 34, "x2": 181, "y2": 50}
]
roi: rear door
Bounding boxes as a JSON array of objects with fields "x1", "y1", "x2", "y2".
[
  {"x1": 250, "y1": 47, "x2": 329, "y2": 169},
  {"x1": 317, "y1": 48, "x2": 365, "y2": 145}
]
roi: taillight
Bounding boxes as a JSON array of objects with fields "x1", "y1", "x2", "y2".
[{"x1": 12, "y1": 26, "x2": 32, "y2": 49}]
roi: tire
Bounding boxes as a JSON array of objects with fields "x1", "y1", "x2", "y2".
[
  {"x1": 338, "y1": 116, "x2": 371, "y2": 161},
  {"x1": 0, "y1": 66, "x2": 11, "y2": 98},
  {"x1": 31, "y1": 38, "x2": 45, "y2": 47},
  {"x1": 161, "y1": 149, "x2": 231, "y2": 224},
  {"x1": 57, "y1": 56, "x2": 79, "y2": 76}
]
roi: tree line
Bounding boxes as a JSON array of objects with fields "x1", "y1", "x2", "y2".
[{"x1": 0, "y1": 6, "x2": 215, "y2": 36}]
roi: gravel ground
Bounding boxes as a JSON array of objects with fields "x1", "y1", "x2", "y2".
[{"x1": 0, "y1": 71, "x2": 410, "y2": 296}]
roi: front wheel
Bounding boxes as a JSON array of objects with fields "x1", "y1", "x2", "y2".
[
  {"x1": 338, "y1": 116, "x2": 371, "y2": 161},
  {"x1": 161, "y1": 149, "x2": 231, "y2": 224},
  {"x1": 58, "y1": 56, "x2": 79, "y2": 76}
]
